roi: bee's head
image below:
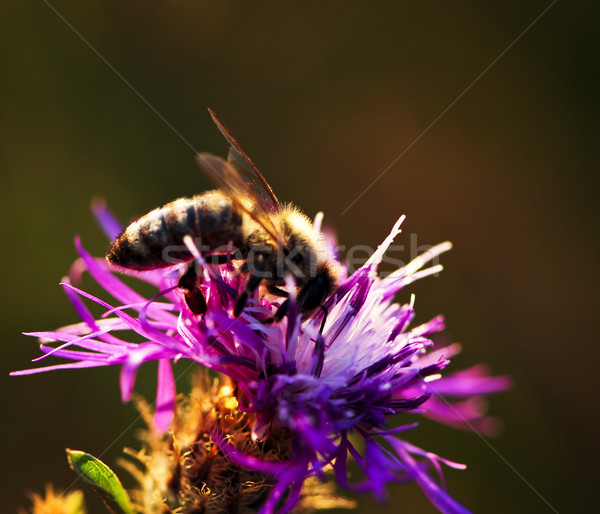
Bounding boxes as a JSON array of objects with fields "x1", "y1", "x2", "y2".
[
  {"x1": 296, "y1": 260, "x2": 340, "y2": 314},
  {"x1": 242, "y1": 206, "x2": 341, "y2": 318},
  {"x1": 275, "y1": 206, "x2": 328, "y2": 287},
  {"x1": 277, "y1": 207, "x2": 341, "y2": 314}
]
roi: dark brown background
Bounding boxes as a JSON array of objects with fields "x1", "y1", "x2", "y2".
[{"x1": 2, "y1": 2, "x2": 597, "y2": 512}]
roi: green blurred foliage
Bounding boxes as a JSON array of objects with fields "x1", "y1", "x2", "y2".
[{"x1": 2, "y1": 1, "x2": 598, "y2": 512}]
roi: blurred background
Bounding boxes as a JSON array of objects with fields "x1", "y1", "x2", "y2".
[{"x1": 2, "y1": 1, "x2": 598, "y2": 512}]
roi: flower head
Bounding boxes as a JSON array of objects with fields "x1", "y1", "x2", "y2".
[{"x1": 14, "y1": 201, "x2": 510, "y2": 513}]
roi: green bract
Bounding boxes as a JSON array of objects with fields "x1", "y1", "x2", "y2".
[{"x1": 66, "y1": 449, "x2": 134, "y2": 514}]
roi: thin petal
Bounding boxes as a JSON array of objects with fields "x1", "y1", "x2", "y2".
[
  {"x1": 91, "y1": 198, "x2": 124, "y2": 241},
  {"x1": 388, "y1": 438, "x2": 470, "y2": 514},
  {"x1": 154, "y1": 359, "x2": 175, "y2": 434},
  {"x1": 11, "y1": 360, "x2": 111, "y2": 375}
]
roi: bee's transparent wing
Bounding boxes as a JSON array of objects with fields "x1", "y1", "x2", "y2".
[
  {"x1": 196, "y1": 153, "x2": 280, "y2": 240},
  {"x1": 208, "y1": 108, "x2": 281, "y2": 215}
]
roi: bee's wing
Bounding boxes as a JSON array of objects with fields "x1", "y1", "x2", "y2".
[
  {"x1": 196, "y1": 153, "x2": 280, "y2": 241},
  {"x1": 208, "y1": 108, "x2": 281, "y2": 216}
]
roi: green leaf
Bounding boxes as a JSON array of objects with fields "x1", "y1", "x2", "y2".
[{"x1": 66, "y1": 449, "x2": 134, "y2": 514}]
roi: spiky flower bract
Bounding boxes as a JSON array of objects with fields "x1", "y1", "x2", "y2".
[
  {"x1": 121, "y1": 371, "x2": 355, "y2": 513},
  {"x1": 21, "y1": 485, "x2": 85, "y2": 514},
  {"x1": 14, "y1": 202, "x2": 510, "y2": 513}
]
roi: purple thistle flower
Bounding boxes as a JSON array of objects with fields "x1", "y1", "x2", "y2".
[{"x1": 14, "y1": 201, "x2": 511, "y2": 514}]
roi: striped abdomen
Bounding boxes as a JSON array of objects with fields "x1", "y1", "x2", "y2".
[{"x1": 106, "y1": 191, "x2": 246, "y2": 271}]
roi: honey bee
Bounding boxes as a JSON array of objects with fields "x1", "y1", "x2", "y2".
[{"x1": 107, "y1": 109, "x2": 339, "y2": 320}]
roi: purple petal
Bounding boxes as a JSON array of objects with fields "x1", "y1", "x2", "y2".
[
  {"x1": 38, "y1": 317, "x2": 131, "y2": 342},
  {"x1": 389, "y1": 439, "x2": 471, "y2": 514},
  {"x1": 11, "y1": 360, "x2": 111, "y2": 375},
  {"x1": 120, "y1": 344, "x2": 166, "y2": 401},
  {"x1": 38, "y1": 346, "x2": 112, "y2": 362},
  {"x1": 61, "y1": 282, "x2": 188, "y2": 356},
  {"x1": 62, "y1": 277, "x2": 130, "y2": 347},
  {"x1": 431, "y1": 365, "x2": 513, "y2": 396},
  {"x1": 423, "y1": 396, "x2": 503, "y2": 435},
  {"x1": 74, "y1": 238, "x2": 178, "y2": 325},
  {"x1": 91, "y1": 198, "x2": 124, "y2": 242},
  {"x1": 259, "y1": 463, "x2": 307, "y2": 514},
  {"x1": 154, "y1": 359, "x2": 175, "y2": 434},
  {"x1": 28, "y1": 329, "x2": 128, "y2": 361}
]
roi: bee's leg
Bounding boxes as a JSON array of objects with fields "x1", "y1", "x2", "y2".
[
  {"x1": 261, "y1": 284, "x2": 290, "y2": 324},
  {"x1": 204, "y1": 254, "x2": 233, "y2": 265},
  {"x1": 263, "y1": 300, "x2": 290, "y2": 324},
  {"x1": 234, "y1": 272, "x2": 263, "y2": 317},
  {"x1": 266, "y1": 284, "x2": 289, "y2": 298},
  {"x1": 307, "y1": 306, "x2": 329, "y2": 378},
  {"x1": 264, "y1": 300, "x2": 328, "y2": 327},
  {"x1": 178, "y1": 262, "x2": 207, "y2": 315},
  {"x1": 318, "y1": 305, "x2": 328, "y2": 336}
]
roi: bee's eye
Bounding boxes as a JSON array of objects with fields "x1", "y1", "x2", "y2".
[{"x1": 291, "y1": 253, "x2": 303, "y2": 265}]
